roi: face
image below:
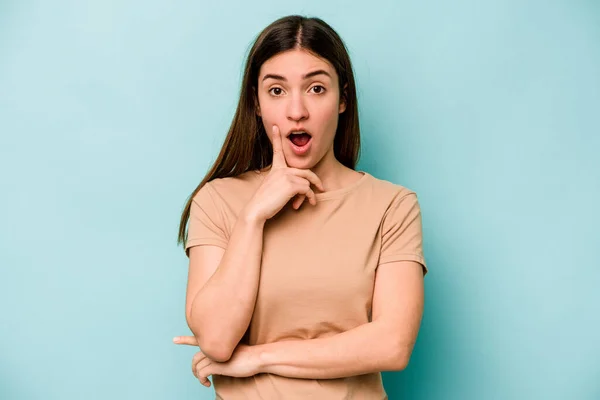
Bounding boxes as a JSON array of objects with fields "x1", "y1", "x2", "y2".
[{"x1": 255, "y1": 48, "x2": 346, "y2": 169}]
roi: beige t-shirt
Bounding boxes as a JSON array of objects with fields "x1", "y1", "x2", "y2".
[{"x1": 186, "y1": 169, "x2": 427, "y2": 399}]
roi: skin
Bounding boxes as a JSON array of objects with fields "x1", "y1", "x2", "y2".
[
  {"x1": 174, "y1": 259, "x2": 424, "y2": 387},
  {"x1": 255, "y1": 48, "x2": 363, "y2": 203},
  {"x1": 175, "y1": 48, "x2": 425, "y2": 388}
]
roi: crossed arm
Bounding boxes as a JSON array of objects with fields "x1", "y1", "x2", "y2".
[{"x1": 176, "y1": 260, "x2": 424, "y2": 380}]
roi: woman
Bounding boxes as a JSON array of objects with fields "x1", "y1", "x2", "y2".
[{"x1": 173, "y1": 15, "x2": 427, "y2": 399}]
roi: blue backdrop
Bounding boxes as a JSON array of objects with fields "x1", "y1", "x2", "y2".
[{"x1": 1, "y1": 1, "x2": 598, "y2": 399}]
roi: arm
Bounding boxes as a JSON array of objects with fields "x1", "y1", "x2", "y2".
[
  {"x1": 254, "y1": 261, "x2": 424, "y2": 379},
  {"x1": 186, "y1": 210, "x2": 265, "y2": 363},
  {"x1": 185, "y1": 125, "x2": 325, "y2": 364}
]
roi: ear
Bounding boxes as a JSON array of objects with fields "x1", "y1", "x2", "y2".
[
  {"x1": 338, "y1": 83, "x2": 348, "y2": 114},
  {"x1": 253, "y1": 86, "x2": 261, "y2": 117}
]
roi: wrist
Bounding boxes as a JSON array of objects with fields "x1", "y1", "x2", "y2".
[
  {"x1": 240, "y1": 206, "x2": 266, "y2": 225},
  {"x1": 251, "y1": 344, "x2": 270, "y2": 374}
]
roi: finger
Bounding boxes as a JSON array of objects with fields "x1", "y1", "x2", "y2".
[
  {"x1": 194, "y1": 357, "x2": 211, "y2": 382},
  {"x1": 303, "y1": 187, "x2": 317, "y2": 206},
  {"x1": 271, "y1": 125, "x2": 287, "y2": 169},
  {"x1": 196, "y1": 360, "x2": 214, "y2": 387},
  {"x1": 198, "y1": 372, "x2": 211, "y2": 388},
  {"x1": 292, "y1": 194, "x2": 306, "y2": 210},
  {"x1": 287, "y1": 168, "x2": 325, "y2": 192},
  {"x1": 289, "y1": 176, "x2": 317, "y2": 206},
  {"x1": 191, "y1": 351, "x2": 207, "y2": 376},
  {"x1": 173, "y1": 336, "x2": 199, "y2": 346}
]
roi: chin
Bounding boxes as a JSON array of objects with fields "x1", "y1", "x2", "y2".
[
  {"x1": 285, "y1": 155, "x2": 320, "y2": 170},
  {"x1": 286, "y1": 159, "x2": 314, "y2": 169}
]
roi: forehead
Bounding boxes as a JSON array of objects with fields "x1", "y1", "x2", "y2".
[{"x1": 259, "y1": 49, "x2": 337, "y2": 81}]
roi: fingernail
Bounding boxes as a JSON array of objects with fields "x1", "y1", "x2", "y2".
[{"x1": 173, "y1": 337, "x2": 179, "y2": 342}]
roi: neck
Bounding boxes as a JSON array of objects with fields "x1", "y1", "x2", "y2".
[{"x1": 309, "y1": 148, "x2": 350, "y2": 193}]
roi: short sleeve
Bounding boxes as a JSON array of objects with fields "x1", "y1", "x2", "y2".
[
  {"x1": 185, "y1": 182, "x2": 229, "y2": 255},
  {"x1": 379, "y1": 192, "x2": 428, "y2": 275}
]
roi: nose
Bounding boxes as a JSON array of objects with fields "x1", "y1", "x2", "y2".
[{"x1": 286, "y1": 92, "x2": 308, "y2": 122}]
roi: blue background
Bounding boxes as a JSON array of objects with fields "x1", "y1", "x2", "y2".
[{"x1": 1, "y1": 1, "x2": 598, "y2": 399}]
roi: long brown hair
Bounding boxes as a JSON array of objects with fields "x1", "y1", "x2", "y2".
[{"x1": 177, "y1": 15, "x2": 361, "y2": 248}]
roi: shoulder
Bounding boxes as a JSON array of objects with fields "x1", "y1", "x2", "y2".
[
  {"x1": 192, "y1": 170, "x2": 263, "y2": 207},
  {"x1": 363, "y1": 172, "x2": 418, "y2": 204},
  {"x1": 363, "y1": 175, "x2": 424, "y2": 243}
]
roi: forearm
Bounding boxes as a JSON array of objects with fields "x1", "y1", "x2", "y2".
[
  {"x1": 189, "y1": 211, "x2": 265, "y2": 361},
  {"x1": 254, "y1": 320, "x2": 408, "y2": 380}
]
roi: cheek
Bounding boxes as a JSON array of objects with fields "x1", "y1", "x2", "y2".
[
  {"x1": 258, "y1": 99, "x2": 286, "y2": 125},
  {"x1": 313, "y1": 101, "x2": 340, "y2": 134}
]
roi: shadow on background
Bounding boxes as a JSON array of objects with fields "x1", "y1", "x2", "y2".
[
  {"x1": 358, "y1": 99, "x2": 465, "y2": 399},
  {"x1": 0, "y1": 362, "x2": 37, "y2": 400}
]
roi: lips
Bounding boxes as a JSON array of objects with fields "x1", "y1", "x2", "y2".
[
  {"x1": 289, "y1": 132, "x2": 311, "y2": 147},
  {"x1": 286, "y1": 128, "x2": 312, "y2": 138},
  {"x1": 286, "y1": 129, "x2": 312, "y2": 156}
]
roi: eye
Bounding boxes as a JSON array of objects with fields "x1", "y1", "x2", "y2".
[
  {"x1": 268, "y1": 87, "x2": 284, "y2": 96},
  {"x1": 310, "y1": 85, "x2": 326, "y2": 94}
]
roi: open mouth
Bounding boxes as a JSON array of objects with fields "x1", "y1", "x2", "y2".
[{"x1": 288, "y1": 131, "x2": 312, "y2": 147}]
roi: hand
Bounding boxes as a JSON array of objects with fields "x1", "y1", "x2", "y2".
[
  {"x1": 173, "y1": 336, "x2": 262, "y2": 388},
  {"x1": 244, "y1": 125, "x2": 325, "y2": 221}
]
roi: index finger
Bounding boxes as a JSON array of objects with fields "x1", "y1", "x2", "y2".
[
  {"x1": 173, "y1": 336, "x2": 199, "y2": 346},
  {"x1": 271, "y1": 125, "x2": 287, "y2": 169}
]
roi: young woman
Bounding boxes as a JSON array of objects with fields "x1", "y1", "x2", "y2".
[{"x1": 173, "y1": 15, "x2": 427, "y2": 399}]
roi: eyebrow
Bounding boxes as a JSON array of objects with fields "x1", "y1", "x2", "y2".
[{"x1": 262, "y1": 69, "x2": 331, "y2": 82}]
